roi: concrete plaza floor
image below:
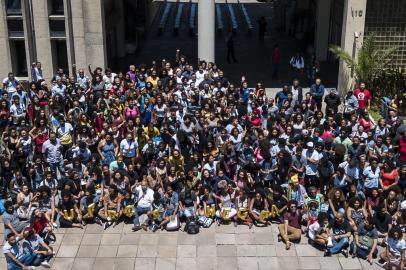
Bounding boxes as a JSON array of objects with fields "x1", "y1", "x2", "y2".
[{"x1": 0, "y1": 220, "x2": 383, "y2": 270}]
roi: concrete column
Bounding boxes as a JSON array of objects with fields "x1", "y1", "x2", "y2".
[
  {"x1": 70, "y1": 0, "x2": 86, "y2": 73},
  {"x1": 22, "y1": 0, "x2": 35, "y2": 79},
  {"x1": 32, "y1": 0, "x2": 53, "y2": 81},
  {"x1": 82, "y1": 0, "x2": 107, "y2": 70},
  {"x1": 337, "y1": 0, "x2": 367, "y2": 94},
  {"x1": 64, "y1": 0, "x2": 74, "y2": 76},
  {"x1": 315, "y1": 0, "x2": 331, "y2": 61},
  {"x1": 0, "y1": 0, "x2": 12, "y2": 78},
  {"x1": 198, "y1": 0, "x2": 215, "y2": 63}
]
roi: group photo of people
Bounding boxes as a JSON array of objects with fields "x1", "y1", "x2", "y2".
[{"x1": 0, "y1": 49, "x2": 405, "y2": 270}]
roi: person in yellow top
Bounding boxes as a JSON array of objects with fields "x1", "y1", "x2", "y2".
[
  {"x1": 144, "y1": 122, "x2": 160, "y2": 138},
  {"x1": 147, "y1": 70, "x2": 160, "y2": 88},
  {"x1": 168, "y1": 149, "x2": 185, "y2": 170}
]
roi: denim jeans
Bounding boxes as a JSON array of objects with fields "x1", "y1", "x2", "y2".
[
  {"x1": 328, "y1": 237, "x2": 349, "y2": 254},
  {"x1": 49, "y1": 160, "x2": 65, "y2": 179},
  {"x1": 181, "y1": 207, "x2": 195, "y2": 218},
  {"x1": 133, "y1": 206, "x2": 151, "y2": 226},
  {"x1": 8, "y1": 253, "x2": 36, "y2": 270}
]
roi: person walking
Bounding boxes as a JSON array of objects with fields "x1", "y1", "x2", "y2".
[
  {"x1": 226, "y1": 32, "x2": 237, "y2": 64},
  {"x1": 271, "y1": 45, "x2": 281, "y2": 78}
]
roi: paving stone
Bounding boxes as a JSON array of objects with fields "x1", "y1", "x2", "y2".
[
  {"x1": 177, "y1": 244, "x2": 196, "y2": 257},
  {"x1": 135, "y1": 257, "x2": 155, "y2": 270},
  {"x1": 117, "y1": 245, "x2": 138, "y2": 257},
  {"x1": 339, "y1": 257, "x2": 362, "y2": 270},
  {"x1": 158, "y1": 234, "x2": 178, "y2": 245},
  {"x1": 137, "y1": 245, "x2": 158, "y2": 257},
  {"x1": 295, "y1": 244, "x2": 320, "y2": 257},
  {"x1": 57, "y1": 245, "x2": 79, "y2": 257},
  {"x1": 96, "y1": 245, "x2": 118, "y2": 257},
  {"x1": 0, "y1": 259, "x2": 6, "y2": 270},
  {"x1": 238, "y1": 257, "x2": 259, "y2": 269},
  {"x1": 217, "y1": 257, "x2": 238, "y2": 270},
  {"x1": 51, "y1": 258, "x2": 75, "y2": 270},
  {"x1": 237, "y1": 245, "x2": 257, "y2": 257},
  {"x1": 235, "y1": 233, "x2": 255, "y2": 244},
  {"x1": 85, "y1": 224, "x2": 104, "y2": 234},
  {"x1": 216, "y1": 233, "x2": 236, "y2": 245},
  {"x1": 275, "y1": 243, "x2": 297, "y2": 257},
  {"x1": 215, "y1": 224, "x2": 235, "y2": 234},
  {"x1": 277, "y1": 257, "x2": 300, "y2": 270},
  {"x1": 114, "y1": 258, "x2": 135, "y2": 270},
  {"x1": 120, "y1": 233, "x2": 140, "y2": 245},
  {"x1": 157, "y1": 245, "x2": 177, "y2": 257},
  {"x1": 253, "y1": 231, "x2": 274, "y2": 244},
  {"x1": 81, "y1": 233, "x2": 102, "y2": 245},
  {"x1": 93, "y1": 258, "x2": 115, "y2": 270},
  {"x1": 155, "y1": 258, "x2": 176, "y2": 270},
  {"x1": 61, "y1": 234, "x2": 83, "y2": 245},
  {"x1": 105, "y1": 222, "x2": 124, "y2": 234},
  {"x1": 65, "y1": 228, "x2": 85, "y2": 234},
  {"x1": 256, "y1": 245, "x2": 276, "y2": 257},
  {"x1": 101, "y1": 233, "x2": 121, "y2": 245},
  {"x1": 196, "y1": 257, "x2": 217, "y2": 270},
  {"x1": 298, "y1": 257, "x2": 321, "y2": 269},
  {"x1": 318, "y1": 257, "x2": 342, "y2": 270},
  {"x1": 234, "y1": 224, "x2": 253, "y2": 233},
  {"x1": 140, "y1": 233, "x2": 159, "y2": 245},
  {"x1": 197, "y1": 231, "x2": 216, "y2": 245},
  {"x1": 197, "y1": 245, "x2": 216, "y2": 257},
  {"x1": 77, "y1": 245, "x2": 99, "y2": 257},
  {"x1": 178, "y1": 233, "x2": 197, "y2": 244},
  {"x1": 216, "y1": 245, "x2": 237, "y2": 257},
  {"x1": 72, "y1": 258, "x2": 95, "y2": 270},
  {"x1": 359, "y1": 259, "x2": 382, "y2": 269},
  {"x1": 258, "y1": 257, "x2": 280, "y2": 270},
  {"x1": 176, "y1": 257, "x2": 197, "y2": 270}
]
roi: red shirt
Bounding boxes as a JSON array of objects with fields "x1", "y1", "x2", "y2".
[
  {"x1": 399, "y1": 136, "x2": 406, "y2": 162},
  {"x1": 353, "y1": 88, "x2": 371, "y2": 110},
  {"x1": 272, "y1": 49, "x2": 281, "y2": 63},
  {"x1": 380, "y1": 169, "x2": 398, "y2": 188}
]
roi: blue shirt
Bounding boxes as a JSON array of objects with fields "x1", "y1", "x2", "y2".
[
  {"x1": 363, "y1": 166, "x2": 380, "y2": 189},
  {"x1": 310, "y1": 84, "x2": 325, "y2": 97}
]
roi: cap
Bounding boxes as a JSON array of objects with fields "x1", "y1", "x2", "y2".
[
  {"x1": 401, "y1": 200, "x2": 406, "y2": 210},
  {"x1": 289, "y1": 174, "x2": 299, "y2": 184},
  {"x1": 306, "y1": 141, "x2": 314, "y2": 148}
]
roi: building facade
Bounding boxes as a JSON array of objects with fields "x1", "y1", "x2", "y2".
[
  {"x1": 0, "y1": 0, "x2": 405, "y2": 87},
  {"x1": 0, "y1": 0, "x2": 156, "y2": 82}
]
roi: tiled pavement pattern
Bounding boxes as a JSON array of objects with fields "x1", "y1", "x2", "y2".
[{"x1": 0, "y1": 221, "x2": 384, "y2": 270}]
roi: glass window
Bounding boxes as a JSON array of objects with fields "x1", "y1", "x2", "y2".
[
  {"x1": 50, "y1": 0, "x2": 64, "y2": 15},
  {"x1": 49, "y1": 19, "x2": 66, "y2": 37},
  {"x1": 6, "y1": 0, "x2": 22, "y2": 15},
  {"x1": 7, "y1": 19, "x2": 24, "y2": 38},
  {"x1": 51, "y1": 40, "x2": 68, "y2": 73},
  {"x1": 9, "y1": 40, "x2": 28, "y2": 76}
]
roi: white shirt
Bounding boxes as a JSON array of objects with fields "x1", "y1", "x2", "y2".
[
  {"x1": 135, "y1": 186, "x2": 154, "y2": 209},
  {"x1": 303, "y1": 149, "x2": 320, "y2": 176},
  {"x1": 120, "y1": 139, "x2": 138, "y2": 158}
]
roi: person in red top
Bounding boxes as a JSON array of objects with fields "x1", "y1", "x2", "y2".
[
  {"x1": 398, "y1": 130, "x2": 406, "y2": 165},
  {"x1": 379, "y1": 160, "x2": 399, "y2": 190},
  {"x1": 271, "y1": 44, "x2": 281, "y2": 78},
  {"x1": 353, "y1": 82, "x2": 372, "y2": 114}
]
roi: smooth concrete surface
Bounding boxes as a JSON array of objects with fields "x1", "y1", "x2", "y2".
[
  {"x1": 198, "y1": 0, "x2": 216, "y2": 63},
  {"x1": 0, "y1": 220, "x2": 383, "y2": 270}
]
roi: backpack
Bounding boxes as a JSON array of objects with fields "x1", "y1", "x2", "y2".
[
  {"x1": 197, "y1": 216, "x2": 213, "y2": 228},
  {"x1": 185, "y1": 218, "x2": 200, "y2": 234}
]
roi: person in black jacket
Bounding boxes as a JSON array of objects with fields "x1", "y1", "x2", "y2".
[{"x1": 324, "y1": 89, "x2": 341, "y2": 116}]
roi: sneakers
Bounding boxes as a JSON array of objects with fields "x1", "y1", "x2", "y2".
[
  {"x1": 112, "y1": 221, "x2": 117, "y2": 228},
  {"x1": 342, "y1": 250, "x2": 348, "y2": 258},
  {"x1": 141, "y1": 224, "x2": 148, "y2": 231},
  {"x1": 41, "y1": 261, "x2": 51, "y2": 268},
  {"x1": 324, "y1": 250, "x2": 331, "y2": 257},
  {"x1": 103, "y1": 221, "x2": 111, "y2": 230},
  {"x1": 95, "y1": 217, "x2": 103, "y2": 226},
  {"x1": 326, "y1": 237, "x2": 333, "y2": 247}
]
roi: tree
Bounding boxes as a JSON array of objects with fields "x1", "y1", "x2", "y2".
[{"x1": 329, "y1": 34, "x2": 403, "y2": 98}]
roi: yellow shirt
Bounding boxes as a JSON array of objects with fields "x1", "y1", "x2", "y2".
[{"x1": 147, "y1": 76, "x2": 160, "y2": 88}]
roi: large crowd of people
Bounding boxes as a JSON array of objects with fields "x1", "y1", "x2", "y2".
[{"x1": 0, "y1": 50, "x2": 405, "y2": 270}]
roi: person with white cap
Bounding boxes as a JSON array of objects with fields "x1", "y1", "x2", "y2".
[{"x1": 302, "y1": 141, "x2": 320, "y2": 187}]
